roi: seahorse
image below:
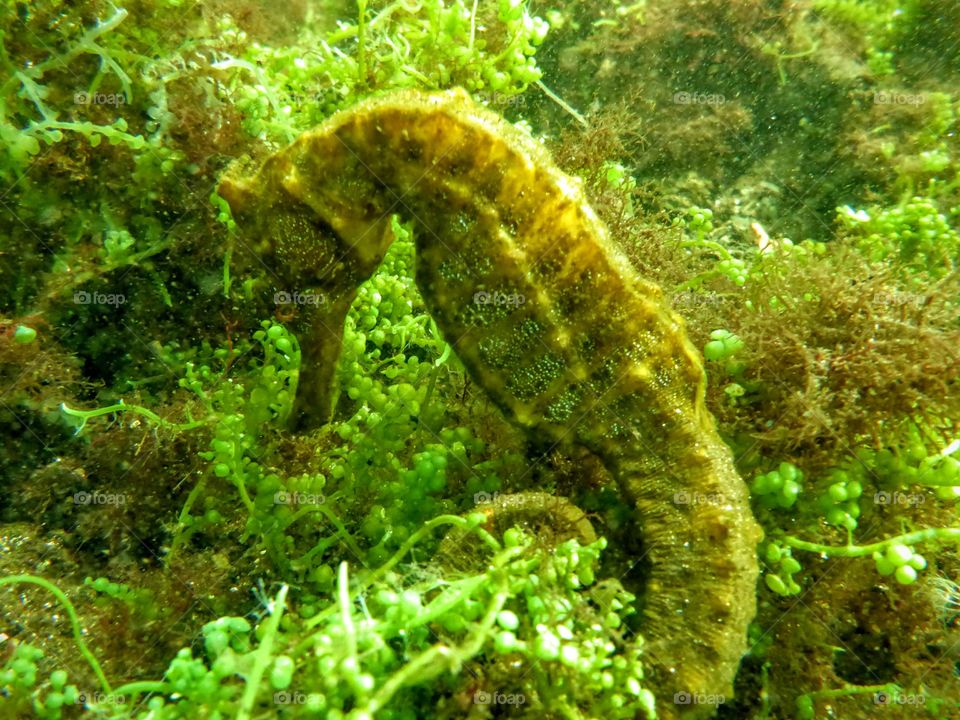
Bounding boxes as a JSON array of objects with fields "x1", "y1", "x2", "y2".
[{"x1": 218, "y1": 88, "x2": 763, "y2": 719}]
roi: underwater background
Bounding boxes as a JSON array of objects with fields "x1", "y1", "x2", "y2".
[{"x1": 1, "y1": 0, "x2": 959, "y2": 718}]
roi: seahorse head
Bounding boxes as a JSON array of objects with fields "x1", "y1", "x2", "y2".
[{"x1": 218, "y1": 158, "x2": 392, "y2": 429}]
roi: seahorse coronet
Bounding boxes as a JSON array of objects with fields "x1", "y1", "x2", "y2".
[{"x1": 219, "y1": 87, "x2": 763, "y2": 720}]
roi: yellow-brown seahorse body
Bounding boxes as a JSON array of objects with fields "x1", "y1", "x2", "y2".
[{"x1": 218, "y1": 88, "x2": 762, "y2": 719}]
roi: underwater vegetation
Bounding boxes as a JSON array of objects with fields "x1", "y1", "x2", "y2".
[{"x1": 0, "y1": 0, "x2": 958, "y2": 719}]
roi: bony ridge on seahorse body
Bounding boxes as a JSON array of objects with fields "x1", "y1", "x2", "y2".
[{"x1": 218, "y1": 87, "x2": 763, "y2": 719}]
